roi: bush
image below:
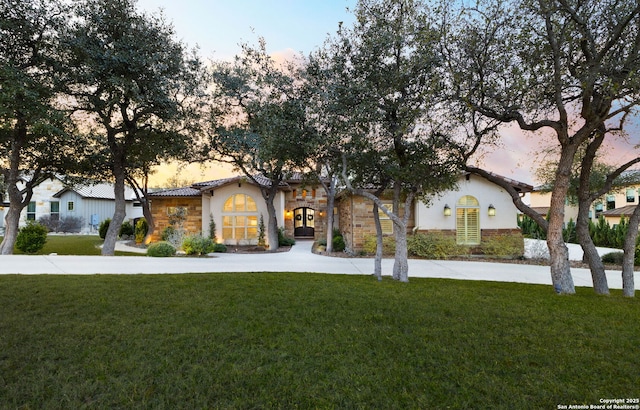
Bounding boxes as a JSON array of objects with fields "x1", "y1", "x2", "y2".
[
  {"x1": 363, "y1": 235, "x2": 396, "y2": 256},
  {"x1": 161, "y1": 226, "x2": 176, "y2": 241},
  {"x1": 98, "y1": 219, "x2": 110, "y2": 239},
  {"x1": 332, "y1": 234, "x2": 346, "y2": 252},
  {"x1": 481, "y1": 234, "x2": 524, "y2": 259},
  {"x1": 181, "y1": 234, "x2": 214, "y2": 256},
  {"x1": 601, "y1": 252, "x2": 624, "y2": 265},
  {"x1": 58, "y1": 216, "x2": 83, "y2": 233},
  {"x1": 119, "y1": 221, "x2": 134, "y2": 238},
  {"x1": 16, "y1": 222, "x2": 48, "y2": 254},
  {"x1": 147, "y1": 241, "x2": 176, "y2": 257},
  {"x1": 135, "y1": 218, "x2": 148, "y2": 244},
  {"x1": 213, "y1": 243, "x2": 227, "y2": 253},
  {"x1": 278, "y1": 227, "x2": 295, "y2": 247},
  {"x1": 407, "y1": 233, "x2": 468, "y2": 259}
]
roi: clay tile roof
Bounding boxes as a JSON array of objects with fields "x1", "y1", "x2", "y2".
[
  {"x1": 602, "y1": 205, "x2": 637, "y2": 217},
  {"x1": 147, "y1": 187, "x2": 201, "y2": 197}
]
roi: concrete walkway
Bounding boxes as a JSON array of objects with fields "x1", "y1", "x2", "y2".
[{"x1": 0, "y1": 240, "x2": 637, "y2": 290}]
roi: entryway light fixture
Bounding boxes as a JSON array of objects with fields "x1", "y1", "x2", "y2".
[
  {"x1": 443, "y1": 204, "x2": 451, "y2": 216},
  {"x1": 488, "y1": 204, "x2": 496, "y2": 216}
]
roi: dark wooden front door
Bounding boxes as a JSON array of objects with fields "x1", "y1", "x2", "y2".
[{"x1": 294, "y1": 207, "x2": 315, "y2": 237}]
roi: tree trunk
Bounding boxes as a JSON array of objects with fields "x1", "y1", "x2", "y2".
[
  {"x1": 546, "y1": 151, "x2": 576, "y2": 294},
  {"x1": 576, "y1": 201, "x2": 609, "y2": 295},
  {"x1": 373, "y1": 202, "x2": 383, "y2": 281},
  {"x1": 324, "y1": 176, "x2": 337, "y2": 253},
  {"x1": 0, "y1": 207, "x2": 21, "y2": 255},
  {"x1": 621, "y1": 204, "x2": 640, "y2": 297},
  {"x1": 263, "y1": 184, "x2": 280, "y2": 252},
  {"x1": 102, "y1": 167, "x2": 127, "y2": 256},
  {"x1": 392, "y1": 185, "x2": 412, "y2": 282}
]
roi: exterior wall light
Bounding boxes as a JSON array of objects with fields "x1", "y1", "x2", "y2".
[
  {"x1": 488, "y1": 204, "x2": 496, "y2": 216},
  {"x1": 443, "y1": 204, "x2": 451, "y2": 216}
]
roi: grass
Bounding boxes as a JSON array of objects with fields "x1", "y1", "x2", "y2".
[
  {"x1": 0, "y1": 273, "x2": 638, "y2": 409},
  {"x1": 0, "y1": 235, "x2": 142, "y2": 256}
]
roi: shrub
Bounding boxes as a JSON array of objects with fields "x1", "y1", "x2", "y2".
[
  {"x1": 213, "y1": 243, "x2": 227, "y2": 253},
  {"x1": 119, "y1": 221, "x2": 134, "y2": 238},
  {"x1": 601, "y1": 252, "x2": 624, "y2": 265},
  {"x1": 181, "y1": 234, "x2": 214, "y2": 256},
  {"x1": 16, "y1": 222, "x2": 48, "y2": 254},
  {"x1": 278, "y1": 227, "x2": 296, "y2": 247},
  {"x1": 407, "y1": 233, "x2": 468, "y2": 259},
  {"x1": 363, "y1": 235, "x2": 396, "y2": 256},
  {"x1": 98, "y1": 219, "x2": 110, "y2": 239},
  {"x1": 38, "y1": 215, "x2": 59, "y2": 232},
  {"x1": 147, "y1": 241, "x2": 176, "y2": 257},
  {"x1": 58, "y1": 216, "x2": 83, "y2": 233},
  {"x1": 481, "y1": 234, "x2": 524, "y2": 259},
  {"x1": 332, "y1": 234, "x2": 346, "y2": 252},
  {"x1": 161, "y1": 225, "x2": 176, "y2": 241},
  {"x1": 135, "y1": 218, "x2": 148, "y2": 244}
]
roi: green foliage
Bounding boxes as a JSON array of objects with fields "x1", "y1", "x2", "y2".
[
  {"x1": 601, "y1": 252, "x2": 624, "y2": 265},
  {"x1": 119, "y1": 221, "x2": 134, "y2": 238},
  {"x1": 563, "y1": 218, "x2": 576, "y2": 243},
  {"x1": 208, "y1": 214, "x2": 216, "y2": 241},
  {"x1": 480, "y1": 234, "x2": 524, "y2": 258},
  {"x1": 518, "y1": 215, "x2": 546, "y2": 239},
  {"x1": 134, "y1": 218, "x2": 148, "y2": 244},
  {"x1": 147, "y1": 241, "x2": 176, "y2": 257},
  {"x1": 98, "y1": 219, "x2": 111, "y2": 239},
  {"x1": 212, "y1": 243, "x2": 227, "y2": 253},
  {"x1": 181, "y1": 234, "x2": 214, "y2": 256},
  {"x1": 363, "y1": 235, "x2": 396, "y2": 256},
  {"x1": 589, "y1": 216, "x2": 628, "y2": 248},
  {"x1": 257, "y1": 215, "x2": 266, "y2": 247},
  {"x1": 161, "y1": 226, "x2": 176, "y2": 241},
  {"x1": 15, "y1": 222, "x2": 48, "y2": 254},
  {"x1": 332, "y1": 234, "x2": 346, "y2": 252},
  {"x1": 278, "y1": 227, "x2": 296, "y2": 247},
  {"x1": 407, "y1": 233, "x2": 469, "y2": 259}
]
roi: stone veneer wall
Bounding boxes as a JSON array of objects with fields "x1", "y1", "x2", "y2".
[
  {"x1": 337, "y1": 193, "x2": 413, "y2": 253},
  {"x1": 283, "y1": 186, "x2": 328, "y2": 241},
  {"x1": 149, "y1": 197, "x2": 202, "y2": 242}
]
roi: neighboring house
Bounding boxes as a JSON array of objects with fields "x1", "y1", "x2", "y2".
[
  {"x1": 0, "y1": 175, "x2": 143, "y2": 234},
  {"x1": 530, "y1": 175, "x2": 640, "y2": 227},
  {"x1": 148, "y1": 172, "x2": 533, "y2": 253},
  {"x1": 52, "y1": 182, "x2": 144, "y2": 233}
]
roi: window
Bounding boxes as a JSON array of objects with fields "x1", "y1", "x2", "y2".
[
  {"x1": 377, "y1": 203, "x2": 394, "y2": 234},
  {"x1": 456, "y1": 196, "x2": 480, "y2": 245},
  {"x1": 627, "y1": 189, "x2": 636, "y2": 203},
  {"x1": 50, "y1": 201, "x2": 60, "y2": 221},
  {"x1": 222, "y1": 194, "x2": 258, "y2": 241},
  {"x1": 67, "y1": 201, "x2": 74, "y2": 211},
  {"x1": 606, "y1": 195, "x2": 615, "y2": 210},
  {"x1": 27, "y1": 201, "x2": 36, "y2": 221}
]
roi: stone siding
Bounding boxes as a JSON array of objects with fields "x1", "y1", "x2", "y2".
[
  {"x1": 283, "y1": 185, "x2": 328, "y2": 241},
  {"x1": 149, "y1": 197, "x2": 202, "y2": 242}
]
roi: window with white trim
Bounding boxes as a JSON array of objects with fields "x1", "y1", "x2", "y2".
[{"x1": 456, "y1": 196, "x2": 480, "y2": 245}]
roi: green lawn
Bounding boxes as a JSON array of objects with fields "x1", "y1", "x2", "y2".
[
  {"x1": 0, "y1": 273, "x2": 637, "y2": 409},
  {"x1": 0, "y1": 235, "x2": 142, "y2": 256}
]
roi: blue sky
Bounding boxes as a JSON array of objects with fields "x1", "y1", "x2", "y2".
[{"x1": 136, "y1": 0, "x2": 357, "y2": 60}]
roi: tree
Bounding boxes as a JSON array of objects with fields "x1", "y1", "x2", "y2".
[
  {"x1": 325, "y1": 0, "x2": 460, "y2": 282},
  {"x1": 444, "y1": 0, "x2": 640, "y2": 294},
  {"x1": 62, "y1": 0, "x2": 205, "y2": 254},
  {"x1": 208, "y1": 40, "x2": 315, "y2": 251},
  {"x1": 0, "y1": 0, "x2": 78, "y2": 254}
]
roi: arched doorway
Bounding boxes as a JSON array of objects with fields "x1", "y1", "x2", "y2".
[{"x1": 294, "y1": 207, "x2": 315, "y2": 238}]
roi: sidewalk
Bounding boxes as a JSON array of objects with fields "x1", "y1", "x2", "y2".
[{"x1": 0, "y1": 240, "x2": 637, "y2": 290}]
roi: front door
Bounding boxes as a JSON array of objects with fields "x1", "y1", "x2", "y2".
[{"x1": 294, "y1": 207, "x2": 315, "y2": 237}]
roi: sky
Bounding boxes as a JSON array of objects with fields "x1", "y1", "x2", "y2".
[{"x1": 134, "y1": 0, "x2": 640, "y2": 189}]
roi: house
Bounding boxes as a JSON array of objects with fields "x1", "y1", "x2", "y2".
[
  {"x1": 0, "y1": 176, "x2": 143, "y2": 234},
  {"x1": 52, "y1": 182, "x2": 144, "y2": 233},
  {"x1": 148, "y1": 172, "x2": 533, "y2": 253}
]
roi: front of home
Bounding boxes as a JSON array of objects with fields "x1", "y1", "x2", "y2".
[{"x1": 148, "y1": 172, "x2": 533, "y2": 254}]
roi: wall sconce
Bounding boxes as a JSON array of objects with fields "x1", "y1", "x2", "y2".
[
  {"x1": 488, "y1": 204, "x2": 496, "y2": 216},
  {"x1": 285, "y1": 210, "x2": 292, "y2": 219},
  {"x1": 443, "y1": 204, "x2": 451, "y2": 216}
]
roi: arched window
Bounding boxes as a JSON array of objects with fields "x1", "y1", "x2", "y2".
[
  {"x1": 456, "y1": 195, "x2": 480, "y2": 245},
  {"x1": 222, "y1": 194, "x2": 258, "y2": 242}
]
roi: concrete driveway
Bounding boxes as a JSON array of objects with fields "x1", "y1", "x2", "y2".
[{"x1": 0, "y1": 240, "x2": 637, "y2": 290}]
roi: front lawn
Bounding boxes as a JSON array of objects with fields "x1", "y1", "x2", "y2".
[
  {"x1": 0, "y1": 273, "x2": 637, "y2": 408},
  {"x1": 0, "y1": 235, "x2": 142, "y2": 256}
]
